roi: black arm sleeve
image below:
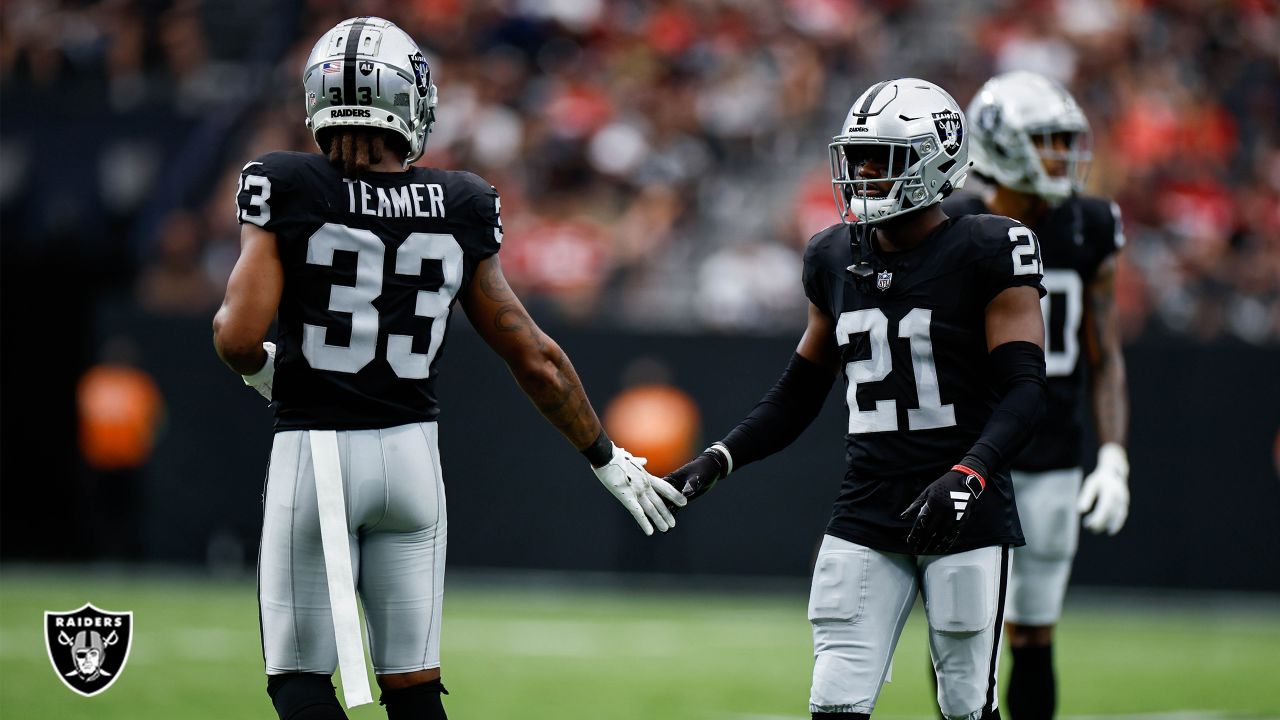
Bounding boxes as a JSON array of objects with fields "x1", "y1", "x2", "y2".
[
  {"x1": 719, "y1": 353, "x2": 836, "y2": 471},
  {"x1": 960, "y1": 340, "x2": 1048, "y2": 479}
]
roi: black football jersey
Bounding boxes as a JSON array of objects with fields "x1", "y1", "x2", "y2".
[
  {"x1": 235, "y1": 151, "x2": 503, "y2": 431},
  {"x1": 943, "y1": 192, "x2": 1123, "y2": 471},
  {"x1": 802, "y1": 214, "x2": 1045, "y2": 554}
]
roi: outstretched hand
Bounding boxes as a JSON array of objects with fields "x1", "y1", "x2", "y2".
[
  {"x1": 593, "y1": 444, "x2": 687, "y2": 535},
  {"x1": 662, "y1": 449, "x2": 729, "y2": 507}
]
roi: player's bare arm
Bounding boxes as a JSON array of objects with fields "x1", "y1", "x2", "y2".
[
  {"x1": 462, "y1": 254, "x2": 685, "y2": 532},
  {"x1": 212, "y1": 223, "x2": 283, "y2": 391},
  {"x1": 1079, "y1": 253, "x2": 1131, "y2": 535},
  {"x1": 462, "y1": 254, "x2": 603, "y2": 450},
  {"x1": 986, "y1": 285, "x2": 1046, "y2": 350},
  {"x1": 796, "y1": 302, "x2": 842, "y2": 374},
  {"x1": 1083, "y1": 256, "x2": 1127, "y2": 446},
  {"x1": 664, "y1": 301, "x2": 839, "y2": 502}
]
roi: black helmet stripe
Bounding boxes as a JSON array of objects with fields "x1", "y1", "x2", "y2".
[
  {"x1": 342, "y1": 17, "x2": 368, "y2": 106},
  {"x1": 855, "y1": 80, "x2": 893, "y2": 125}
]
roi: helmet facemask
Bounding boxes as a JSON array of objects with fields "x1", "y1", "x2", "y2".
[
  {"x1": 1022, "y1": 125, "x2": 1092, "y2": 203},
  {"x1": 829, "y1": 79, "x2": 970, "y2": 228},
  {"x1": 830, "y1": 133, "x2": 963, "y2": 226},
  {"x1": 968, "y1": 71, "x2": 1092, "y2": 205}
]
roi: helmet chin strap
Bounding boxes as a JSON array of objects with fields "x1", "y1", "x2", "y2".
[
  {"x1": 845, "y1": 178, "x2": 899, "y2": 292},
  {"x1": 846, "y1": 221, "x2": 880, "y2": 292}
]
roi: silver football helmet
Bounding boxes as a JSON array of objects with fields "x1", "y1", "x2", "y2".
[
  {"x1": 967, "y1": 71, "x2": 1092, "y2": 203},
  {"x1": 830, "y1": 78, "x2": 970, "y2": 225},
  {"x1": 303, "y1": 17, "x2": 438, "y2": 166}
]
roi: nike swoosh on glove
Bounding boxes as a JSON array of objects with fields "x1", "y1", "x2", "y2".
[
  {"x1": 900, "y1": 465, "x2": 985, "y2": 554},
  {"x1": 592, "y1": 444, "x2": 687, "y2": 535}
]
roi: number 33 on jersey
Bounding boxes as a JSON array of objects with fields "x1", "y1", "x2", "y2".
[
  {"x1": 235, "y1": 151, "x2": 503, "y2": 431},
  {"x1": 802, "y1": 214, "x2": 1046, "y2": 479}
]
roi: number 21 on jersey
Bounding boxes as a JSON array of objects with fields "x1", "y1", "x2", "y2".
[{"x1": 836, "y1": 308, "x2": 956, "y2": 434}]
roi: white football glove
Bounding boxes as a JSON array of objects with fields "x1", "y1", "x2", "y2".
[
  {"x1": 592, "y1": 444, "x2": 687, "y2": 536},
  {"x1": 1078, "y1": 443, "x2": 1129, "y2": 535},
  {"x1": 241, "y1": 342, "x2": 276, "y2": 401}
]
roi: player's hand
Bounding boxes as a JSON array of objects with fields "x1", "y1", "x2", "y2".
[
  {"x1": 241, "y1": 342, "x2": 276, "y2": 401},
  {"x1": 1078, "y1": 443, "x2": 1129, "y2": 535},
  {"x1": 592, "y1": 444, "x2": 687, "y2": 536},
  {"x1": 901, "y1": 465, "x2": 985, "y2": 554},
  {"x1": 663, "y1": 449, "x2": 729, "y2": 505}
]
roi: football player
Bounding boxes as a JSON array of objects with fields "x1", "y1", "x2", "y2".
[
  {"x1": 211, "y1": 17, "x2": 685, "y2": 720},
  {"x1": 665, "y1": 79, "x2": 1048, "y2": 719},
  {"x1": 944, "y1": 71, "x2": 1130, "y2": 720}
]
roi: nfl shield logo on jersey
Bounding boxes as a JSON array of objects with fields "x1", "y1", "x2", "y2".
[
  {"x1": 876, "y1": 270, "x2": 893, "y2": 291},
  {"x1": 44, "y1": 603, "x2": 133, "y2": 697}
]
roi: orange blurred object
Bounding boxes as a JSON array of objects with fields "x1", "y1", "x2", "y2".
[
  {"x1": 603, "y1": 384, "x2": 701, "y2": 477},
  {"x1": 77, "y1": 365, "x2": 164, "y2": 470}
]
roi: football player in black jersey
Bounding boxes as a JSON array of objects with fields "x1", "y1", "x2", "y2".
[
  {"x1": 211, "y1": 17, "x2": 685, "y2": 720},
  {"x1": 665, "y1": 79, "x2": 1048, "y2": 719},
  {"x1": 943, "y1": 71, "x2": 1130, "y2": 720}
]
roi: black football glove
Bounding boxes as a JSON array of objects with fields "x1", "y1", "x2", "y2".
[
  {"x1": 900, "y1": 464, "x2": 986, "y2": 554},
  {"x1": 662, "y1": 448, "x2": 730, "y2": 507}
]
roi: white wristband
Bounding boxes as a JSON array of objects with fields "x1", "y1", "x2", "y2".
[{"x1": 709, "y1": 442, "x2": 734, "y2": 477}]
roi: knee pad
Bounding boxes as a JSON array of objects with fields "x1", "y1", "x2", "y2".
[
  {"x1": 265, "y1": 673, "x2": 347, "y2": 720},
  {"x1": 380, "y1": 679, "x2": 448, "y2": 720}
]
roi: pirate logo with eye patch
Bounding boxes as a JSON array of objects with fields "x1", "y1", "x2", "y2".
[{"x1": 45, "y1": 603, "x2": 133, "y2": 697}]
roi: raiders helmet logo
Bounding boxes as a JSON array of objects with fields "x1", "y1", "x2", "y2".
[
  {"x1": 408, "y1": 52, "x2": 430, "y2": 96},
  {"x1": 45, "y1": 603, "x2": 133, "y2": 697},
  {"x1": 932, "y1": 110, "x2": 964, "y2": 157},
  {"x1": 977, "y1": 104, "x2": 1001, "y2": 133},
  {"x1": 358, "y1": 60, "x2": 374, "y2": 76},
  {"x1": 876, "y1": 270, "x2": 893, "y2": 291}
]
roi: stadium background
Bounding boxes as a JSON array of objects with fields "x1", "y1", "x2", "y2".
[{"x1": 1, "y1": 0, "x2": 1278, "y2": 717}]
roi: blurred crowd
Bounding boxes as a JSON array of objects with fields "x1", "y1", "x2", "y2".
[{"x1": 3, "y1": 0, "x2": 1278, "y2": 342}]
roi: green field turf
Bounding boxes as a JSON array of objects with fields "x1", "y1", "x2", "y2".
[{"x1": 1, "y1": 568, "x2": 1277, "y2": 719}]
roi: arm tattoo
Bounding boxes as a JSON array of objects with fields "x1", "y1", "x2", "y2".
[
  {"x1": 494, "y1": 305, "x2": 525, "y2": 333},
  {"x1": 473, "y1": 258, "x2": 601, "y2": 449},
  {"x1": 520, "y1": 345, "x2": 602, "y2": 450},
  {"x1": 1086, "y1": 259, "x2": 1128, "y2": 446},
  {"x1": 478, "y1": 261, "x2": 516, "y2": 303}
]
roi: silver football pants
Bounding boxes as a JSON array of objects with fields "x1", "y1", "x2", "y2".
[
  {"x1": 1006, "y1": 467, "x2": 1083, "y2": 626},
  {"x1": 258, "y1": 421, "x2": 446, "y2": 675},
  {"x1": 808, "y1": 535, "x2": 1009, "y2": 720}
]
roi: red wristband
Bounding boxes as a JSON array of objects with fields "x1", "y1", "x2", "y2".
[{"x1": 952, "y1": 464, "x2": 986, "y2": 490}]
